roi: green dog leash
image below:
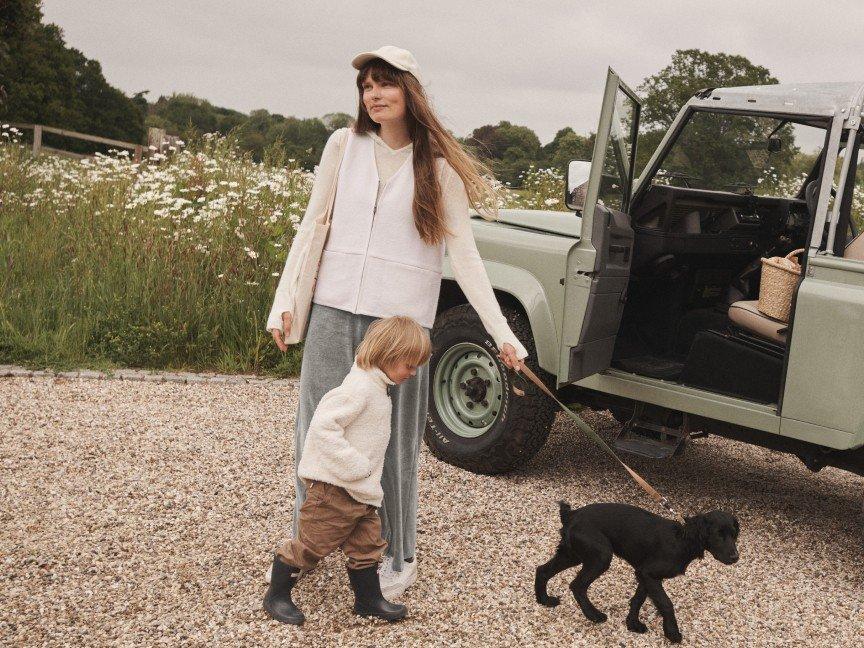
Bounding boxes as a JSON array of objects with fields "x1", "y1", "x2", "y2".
[{"x1": 511, "y1": 363, "x2": 686, "y2": 524}]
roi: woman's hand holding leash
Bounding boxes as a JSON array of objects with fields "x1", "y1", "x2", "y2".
[
  {"x1": 271, "y1": 311, "x2": 293, "y2": 352},
  {"x1": 498, "y1": 343, "x2": 521, "y2": 371}
]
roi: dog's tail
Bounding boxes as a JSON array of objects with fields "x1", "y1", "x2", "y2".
[{"x1": 558, "y1": 500, "x2": 573, "y2": 524}]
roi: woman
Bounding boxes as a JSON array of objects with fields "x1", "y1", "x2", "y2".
[{"x1": 267, "y1": 45, "x2": 528, "y2": 598}]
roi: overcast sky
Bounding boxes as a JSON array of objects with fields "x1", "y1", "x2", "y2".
[{"x1": 41, "y1": 0, "x2": 864, "y2": 145}]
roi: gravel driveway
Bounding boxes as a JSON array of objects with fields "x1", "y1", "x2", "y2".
[{"x1": 1, "y1": 376, "x2": 862, "y2": 647}]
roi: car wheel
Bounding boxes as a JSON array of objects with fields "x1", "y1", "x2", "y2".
[{"x1": 424, "y1": 303, "x2": 557, "y2": 474}]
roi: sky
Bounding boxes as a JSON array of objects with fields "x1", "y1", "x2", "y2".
[{"x1": 41, "y1": 0, "x2": 864, "y2": 145}]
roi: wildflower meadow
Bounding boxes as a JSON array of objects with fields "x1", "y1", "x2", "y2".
[{"x1": 0, "y1": 126, "x2": 563, "y2": 376}]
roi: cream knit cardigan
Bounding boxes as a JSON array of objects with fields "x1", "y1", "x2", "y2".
[
  {"x1": 267, "y1": 129, "x2": 528, "y2": 360},
  {"x1": 296, "y1": 360, "x2": 396, "y2": 507}
]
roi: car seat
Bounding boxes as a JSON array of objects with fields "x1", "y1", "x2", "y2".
[{"x1": 729, "y1": 232, "x2": 863, "y2": 343}]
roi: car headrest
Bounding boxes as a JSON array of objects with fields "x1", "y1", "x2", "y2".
[
  {"x1": 846, "y1": 233, "x2": 864, "y2": 261},
  {"x1": 805, "y1": 180, "x2": 819, "y2": 219}
]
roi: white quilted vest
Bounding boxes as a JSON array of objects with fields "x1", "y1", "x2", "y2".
[{"x1": 312, "y1": 130, "x2": 445, "y2": 327}]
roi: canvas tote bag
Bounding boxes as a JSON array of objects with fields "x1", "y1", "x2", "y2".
[{"x1": 284, "y1": 130, "x2": 349, "y2": 344}]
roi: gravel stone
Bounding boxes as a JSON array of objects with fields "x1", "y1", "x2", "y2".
[
  {"x1": 159, "y1": 373, "x2": 188, "y2": 384},
  {"x1": 182, "y1": 373, "x2": 210, "y2": 384},
  {"x1": 207, "y1": 375, "x2": 240, "y2": 384},
  {"x1": 76, "y1": 370, "x2": 106, "y2": 380},
  {"x1": 1, "y1": 376, "x2": 862, "y2": 647},
  {"x1": 114, "y1": 369, "x2": 150, "y2": 381}
]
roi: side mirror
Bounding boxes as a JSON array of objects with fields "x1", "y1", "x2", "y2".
[
  {"x1": 767, "y1": 137, "x2": 782, "y2": 153},
  {"x1": 565, "y1": 160, "x2": 592, "y2": 211}
]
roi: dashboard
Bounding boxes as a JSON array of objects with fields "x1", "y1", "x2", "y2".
[{"x1": 630, "y1": 184, "x2": 809, "y2": 269}]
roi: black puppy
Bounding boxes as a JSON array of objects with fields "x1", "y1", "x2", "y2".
[{"x1": 535, "y1": 502, "x2": 739, "y2": 643}]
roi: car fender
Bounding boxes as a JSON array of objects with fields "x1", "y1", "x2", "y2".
[{"x1": 441, "y1": 258, "x2": 559, "y2": 373}]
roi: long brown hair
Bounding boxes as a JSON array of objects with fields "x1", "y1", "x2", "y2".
[{"x1": 354, "y1": 59, "x2": 499, "y2": 246}]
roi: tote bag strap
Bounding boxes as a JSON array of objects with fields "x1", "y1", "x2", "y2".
[{"x1": 323, "y1": 129, "x2": 350, "y2": 226}]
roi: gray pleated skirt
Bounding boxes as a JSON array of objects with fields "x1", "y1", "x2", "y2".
[{"x1": 291, "y1": 302, "x2": 430, "y2": 572}]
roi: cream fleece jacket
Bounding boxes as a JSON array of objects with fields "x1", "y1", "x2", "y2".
[
  {"x1": 296, "y1": 360, "x2": 396, "y2": 507},
  {"x1": 267, "y1": 129, "x2": 528, "y2": 360}
]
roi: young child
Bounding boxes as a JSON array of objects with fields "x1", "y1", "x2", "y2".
[{"x1": 263, "y1": 315, "x2": 431, "y2": 626}]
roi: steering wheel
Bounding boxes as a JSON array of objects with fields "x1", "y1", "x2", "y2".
[{"x1": 805, "y1": 180, "x2": 836, "y2": 219}]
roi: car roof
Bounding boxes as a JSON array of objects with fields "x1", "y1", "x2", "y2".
[{"x1": 688, "y1": 82, "x2": 864, "y2": 120}]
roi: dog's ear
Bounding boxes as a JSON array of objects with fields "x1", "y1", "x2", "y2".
[
  {"x1": 693, "y1": 514, "x2": 712, "y2": 546},
  {"x1": 731, "y1": 514, "x2": 740, "y2": 537}
]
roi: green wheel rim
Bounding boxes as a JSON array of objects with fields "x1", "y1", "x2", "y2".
[{"x1": 433, "y1": 342, "x2": 505, "y2": 438}]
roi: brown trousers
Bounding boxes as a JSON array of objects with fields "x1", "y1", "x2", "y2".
[{"x1": 277, "y1": 480, "x2": 387, "y2": 571}]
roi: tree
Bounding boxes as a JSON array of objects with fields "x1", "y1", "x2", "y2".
[
  {"x1": 235, "y1": 108, "x2": 281, "y2": 159},
  {"x1": 146, "y1": 94, "x2": 246, "y2": 138},
  {"x1": 658, "y1": 110, "x2": 800, "y2": 193},
  {"x1": 466, "y1": 121, "x2": 541, "y2": 186},
  {"x1": 635, "y1": 49, "x2": 780, "y2": 176},
  {"x1": 266, "y1": 116, "x2": 331, "y2": 168},
  {"x1": 0, "y1": 0, "x2": 41, "y2": 67},
  {"x1": 230, "y1": 110, "x2": 331, "y2": 166},
  {"x1": 321, "y1": 112, "x2": 354, "y2": 130},
  {"x1": 468, "y1": 121, "x2": 540, "y2": 160},
  {"x1": 639, "y1": 49, "x2": 778, "y2": 131},
  {"x1": 0, "y1": 0, "x2": 144, "y2": 146},
  {"x1": 540, "y1": 127, "x2": 595, "y2": 173}
]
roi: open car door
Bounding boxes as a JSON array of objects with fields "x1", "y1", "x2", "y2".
[{"x1": 560, "y1": 69, "x2": 641, "y2": 384}]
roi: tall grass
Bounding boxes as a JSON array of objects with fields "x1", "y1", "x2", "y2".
[
  {"x1": 0, "y1": 129, "x2": 315, "y2": 375},
  {"x1": 0, "y1": 127, "x2": 562, "y2": 376}
]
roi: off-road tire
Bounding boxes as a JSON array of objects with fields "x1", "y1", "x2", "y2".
[{"x1": 424, "y1": 304, "x2": 557, "y2": 474}]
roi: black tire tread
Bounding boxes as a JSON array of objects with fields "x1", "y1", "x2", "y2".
[{"x1": 424, "y1": 304, "x2": 557, "y2": 474}]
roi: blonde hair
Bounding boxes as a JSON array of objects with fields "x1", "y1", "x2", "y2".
[
  {"x1": 355, "y1": 59, "x2": 501, "y2": 246},
  {"x1": 355, "y1": 316, "x2": 432, "y2": 371}
]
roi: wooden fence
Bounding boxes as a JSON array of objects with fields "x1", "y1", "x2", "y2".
[{"x1": 8, "y1": 124, "x2": 180, "y2": 162}]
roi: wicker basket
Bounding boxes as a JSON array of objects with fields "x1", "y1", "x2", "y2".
[{"x1": 757, "y1": 249, "x2": 804, "y2": 322}]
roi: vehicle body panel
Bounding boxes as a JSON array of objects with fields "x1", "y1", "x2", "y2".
[
  {"x1": 491, "y1": 208, "x2": 582, "y2": 238},
  {"x1": 442, "y1": 215, "x2": 575, "y2": 374},
  {"x1": 559, "y1": 69, "x2": 640, "y2": 384},
  {"x1": 781, "y1": 254, "x2": 864, "y2": 449},
  {"x1": 688, "y1": 82, "x2": 864, "y2": 119},
  {"x1": 577, "y1": 369, "x2": 781, "y2": 433}
]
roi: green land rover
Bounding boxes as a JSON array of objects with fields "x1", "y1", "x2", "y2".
[{"x1": 425, "y1": 70, "x2": 864, "y2": 481}]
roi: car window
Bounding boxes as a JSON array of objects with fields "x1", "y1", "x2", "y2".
[
  {"x1": 597, "y1": 87, "x2": 638, "y2": 212},
  {"x1": 652, "y1": 111, "x2": 826, "y2": 199}
]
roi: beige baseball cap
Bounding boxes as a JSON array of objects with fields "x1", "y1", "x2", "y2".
[{"x1": 351, "y1": 45, "x2": 423, "y2": 85}]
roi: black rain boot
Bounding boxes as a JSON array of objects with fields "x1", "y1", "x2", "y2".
[
  {"x1": 347, "y1": 565, "x2": 407, "y2": 622},
  {"x1": 263, "y1": 556, "x2": 305, "y2": 625}
]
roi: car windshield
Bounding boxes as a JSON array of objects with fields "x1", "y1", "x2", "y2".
[{"x1": 651, "y1": 111, "x2": 827, "y2": 198}]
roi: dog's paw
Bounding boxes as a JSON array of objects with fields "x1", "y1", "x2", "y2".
[
  {"x1": 664, "y1": 628, "x2": 683, "y2": 644},
  {"x1": 538, "y1": 595, "x2": 560, "y2": 608},
  {"x1": 626, "y1": 617, "x2": 648, "y2": 634},
  {"x1": 586, "y1": 610, "x2": 608, "y2": 624}
]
